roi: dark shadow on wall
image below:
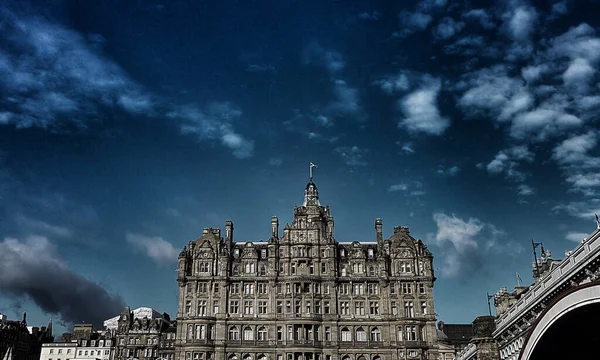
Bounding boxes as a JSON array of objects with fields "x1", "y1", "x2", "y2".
[{"x1": 530, "y1": 302, "x2": 600, "y2": 359}]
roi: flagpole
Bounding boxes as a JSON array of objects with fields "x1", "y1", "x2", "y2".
[
  {"x1": 486, "y1": 292, "x2": 494, "y2": 316},
  {"x1": 532, "y1": 239, "x2": 540, "y2": 278}
]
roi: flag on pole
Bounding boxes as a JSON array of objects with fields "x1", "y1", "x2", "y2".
[{"x1": 310, "y1": 162, "x2": 318, "y2": 168}]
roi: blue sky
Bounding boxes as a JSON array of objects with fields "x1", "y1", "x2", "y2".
[{"x1": 1, "y1": 0, "x2": 600, "y2": 335}]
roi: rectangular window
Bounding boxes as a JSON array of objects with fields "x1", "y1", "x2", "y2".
[
  {"x1": 213, "y1": 283, "x2": 219, "y2": 293},
  {"x1": 353, "y1": 284, "x2": 364, "y2": 295},
  {"x1": 402, "y1": 283, "x2": 412, "y2": 294},
  {"x1": 369, "y1": 301, "x2": 379, "y2": 315},
  {"x1": 185, "y1": 300, "x2": 192, "y2": 315},
  {"x1": 213, "y1": 300, "x2": 219, "y2": 315},
  {"x1": 421, "y1": 301, "x2": 427, "y2": 315},
  {"x1": 339, "y1": 283, "x2": 349, "y2": 295},
  {"x1": 197, "y1": 300, "x2": 207, "y2": 316},
  {"x1": 229, "y1": 300, "x2": 239, "y2": 314},
  {"x1": 354, "y1": 301, "x2": 365, "y2": 315},
  {"x1": 277, "y1": 283, "x2": 282, "y2": 294},
  {"x1": 286, "y1": 300, "x2": 292, "y2": 313},
  {"x1": 324, "y1": 284, "x2": 330, "y2": 294},
  {"x1": 315, "y1": 300, "x2": 321, "y2": 314},
  {"x1": 258, "y1": 283, "x2": 268, "y2": 294},
  {"x1": 390, "y1": 283, "x2": 396, "y2": 294},
  {"x1": 404, "y1": 301, "x2": 414, "y2": 318},
  {"x1": 277, "y1": 326, "x2": 283, "y2": 341},
  {"x1": 231, "y1": 283, "x2": 239, "y2": 294},
  {"x1": 340, "y1": 301, "x2": 349, "y2": 315},
  {"x1": 258, "y1": 301, "x2": 268, "y2": 314},
  {"x1": 295, "y1": 300, "x2": 301, "y2": 314},
  {"x1": 324, "y1": 301, "x2": 330, "y2": 314},
  {"x1": 244, "y1": 283, "x2": 254, "y2": 295},
  {"x1": 244, "y1": 300, "x2": 254, "y2": 315},
  {"x1": 419, "y1": 283, "x2": 426, "y2": 294},
  {"x1": 276, "y1": 301, "x2": 283, "y2": 314},
  {"x1": 391, "y1": 301, "x2": 398, "y2": 315},
  {"x1": 368, "y1": 283, "x2": 379, "y2": 295},
  {"x1": 197, "y1": 282, "x2": 208, "y2": 293},
  {"x1": 321, "y1": 263, "x2": 327, "y2": 273},
  {"x1": 305, "y1": 301, "x2": 312, "y2": 314},
  {"x1": 325, "y1": 327, "x2": 331, "y2": 341},
  {"x1": 406, "y1": 326, "x2": 417, "y2": 341}
]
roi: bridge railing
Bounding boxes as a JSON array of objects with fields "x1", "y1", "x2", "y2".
[
  {"x1": 493, "y1": 227, "x2": 600, "y2": 337},
  {"x1": 455, "y1": 343, "x2": 476, "y2": 360}
]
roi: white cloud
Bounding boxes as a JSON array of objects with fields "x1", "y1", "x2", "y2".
[
  {"x1": 397, "y1": 78, "x2": 449, "y2": 136},
  {"x1": 358, "y1": 11, "x2": 382, "y2": 21},
  {"x1": 388, "y1": 184, "x2": 408, "y2": 192},
  {"x1": 0, "y1": 10, "x2": 253, "y2": 159},
  {"x1": 334, "y1": 146, "x2": 368, "y2": 166},
  {"x1": 517, "y1": 184, "x2": 534, "y2": 196},
  {"x1": 565, "y1": 232, "x2": 589, "y2": 243},
  {"x1": 373, "y1": 73, "x2": 410, "y2": 95},
  {"x1": 167, "y1": 102, "x2": 254, "y2": 159},
  {"x1": 486, "y1": 145, "x2": 534, "y2": 182},
  {"x1": 463, "y1": 9, "x2": 495, "y2": 29},
  {"x1": 14, "y1": 214, "x2": 72, "y2": 238},
  {"x1": 433, "y1": 17, "x2": 464, "y2": 40},
  {"x1": 510, "y1": 108, "x2": 582, "y2": 140},
  {"x1": 507, "y1": 6, "x2": 538, "y2": 43},
  {"x1": 126, "y1": 233, "x2": 179, "y2": 265},
  {"x1": 399, "y1": 142, "x2": 415, "y2": 155},
  {"x1": 436, "y1": 165, "x2": 460, "y2": 177},
  {"x1": 432, "y1": 213, "x2": 518, "y2": 278},
  {"x1": 562, "y1": 58, "x2": 595, "y2": 91},
  {"x1": 552, "y1": 131, "x2": 600, "y2": 168}
]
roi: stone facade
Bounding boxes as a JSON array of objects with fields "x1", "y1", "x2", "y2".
[
  {"x1": 175, "y1": 178, "x2": 440, "y2": 360},
  {"x1": 111, "y1": 307, "x2": 174, "y2": 360},
  {"x1": 0, "y1": 313, "x2": 53, "y2": 360},
  {"x1": 39, "y1": 325, "x2": 114, "y2": 360}
]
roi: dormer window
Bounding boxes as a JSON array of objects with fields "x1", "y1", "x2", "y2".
[
  {"x1": 261, "y1": 249, "x2": 267, "y2": 258},
  {"x1": 340, "y1": 249, "x2": 346, "y2": 257},
  {"x1": 368, "y1": 249, "x2": 374, "y2": 258}
]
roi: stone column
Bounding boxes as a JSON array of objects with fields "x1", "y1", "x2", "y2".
[{"x1": 472, "y1": 316, "x2": 500, "y2": 360}]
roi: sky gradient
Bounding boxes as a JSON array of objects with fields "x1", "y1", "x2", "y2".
[{"x1": 2, "y1": 0, "x2": 600, "y2": 335}]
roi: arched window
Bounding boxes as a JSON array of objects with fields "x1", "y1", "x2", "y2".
[
  {"x1": 243, "y1": 355, "x2": 252, "y2": 360},
  {"x1": 357, "y1": 356, "x2": 366, "y2": 360},
  {"x1": 257, "y1": 355, "x2": 267, "y2": 360},
  {"x1": 371, "y1": 328, "x2": 381, "y2": 342},
  {"x1": 229, "y1": 326, "x2": 239, "y2": 340},
  {"x1": 243, "y1": 326, "x2": 254, "y2": 341},
  {"x1": 341, "y1": 327, "x2": 351, "y2": 342},
  {"x1": 341, "y1": 356, "x2": 351, "y2": 360},
  {"x1": 258, "y1": 326, "x2": 268, "y2": 341},
  {"x1": 356, "y1": 327, "x2": 367, "y2": 342},
  {"x1": 372, "y1": 357, "x2": 381, "y2": 360},
  {"x1": 397, "y1": 326, "x2": 403, "y2": 341},
  {"x1": 228, "y1": 355, "x2": 238, "y2": 360}
]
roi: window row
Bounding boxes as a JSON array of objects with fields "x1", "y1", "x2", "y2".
[
  {"x1": 118, "y1": 337, "x2": 159, "y2": 345},
  {"x1": 186, "y1": 324, "x2": 214, "y2": 340}
]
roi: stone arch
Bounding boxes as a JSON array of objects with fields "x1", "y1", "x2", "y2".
[{"x1": 519, "y1": 280, "x2": 600, "y2": 360}]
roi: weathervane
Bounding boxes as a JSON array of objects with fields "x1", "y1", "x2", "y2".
[
  {"x1": 309, "y1": 162, "x2": 318, "y2": 182},
  {"x1": 516, "y1": 272, "x2": 523, "y2": 287}
]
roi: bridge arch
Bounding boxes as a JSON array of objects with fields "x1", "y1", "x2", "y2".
[{"x1": 519, "y1": 280, "x2": 600, "y2": 360}]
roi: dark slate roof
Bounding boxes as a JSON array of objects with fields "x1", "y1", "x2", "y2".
[{"x1": 443, "y1": 324, "x2": 473, "y2": 344}]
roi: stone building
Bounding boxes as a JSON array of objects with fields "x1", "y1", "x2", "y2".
[
  {"x1": 39, "y1": 324, "x2": 114, "y2": 360},
  {"x1": 0, "y1": 313, "x2": 53, "y2": 360},
  {"x1": 105, "y1": 307, "x2": 173, "y2": 360},
  {"x1": 175, "y1": 174, "x2": 440, "y2": 360}
]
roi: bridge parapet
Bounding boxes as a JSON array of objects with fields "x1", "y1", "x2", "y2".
[
  {"x1": 455, "y1": 343, "x2": 476, "y2": 360},
  {"x1": 493, "y1": 228, "x2": 600, "y2": 359}
]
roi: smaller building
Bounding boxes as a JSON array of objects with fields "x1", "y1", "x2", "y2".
[
  {"x1": 39, "y1": 324, "x2": 114, "y2": 360},
  {"x1": 437, "y1": 321, "x2": 473, "y2": 354},
  {"x1": 0, "y1": 313, "x2": 53, "y2": 360}
]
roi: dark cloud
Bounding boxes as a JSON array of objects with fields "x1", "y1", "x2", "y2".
[{"x1": 0, "y1": 236, "x2": 125, "y2": 328}]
